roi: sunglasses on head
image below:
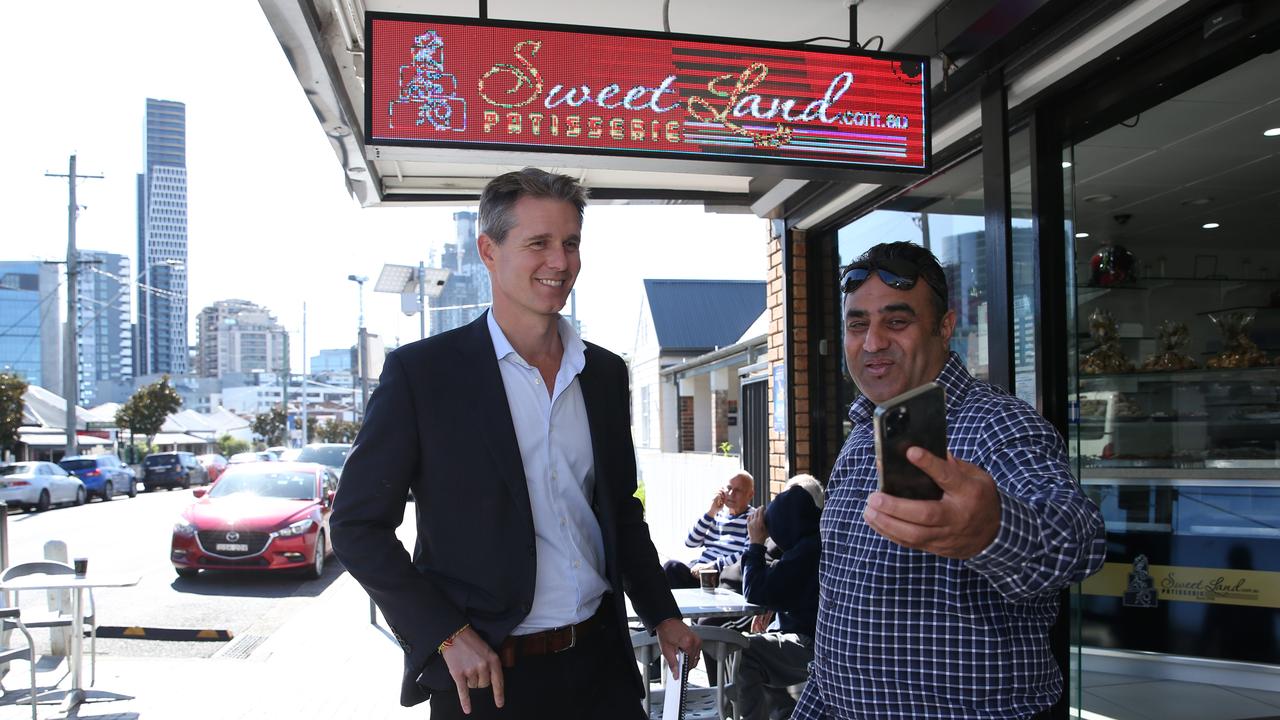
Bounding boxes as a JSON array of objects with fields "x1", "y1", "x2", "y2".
[{"x1": 840, "y1": 258, "x2": 946, "y2": 301}]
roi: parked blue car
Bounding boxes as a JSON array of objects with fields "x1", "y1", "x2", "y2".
[{"x1": 58, "y1": 454, "x2": 138, "y2": 501}]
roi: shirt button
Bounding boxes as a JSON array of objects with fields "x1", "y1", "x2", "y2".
[{"x1": 573, "y1": 560, "x2": 581, "y2": 569}]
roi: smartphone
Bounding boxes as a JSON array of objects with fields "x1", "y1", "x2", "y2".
[{"x1": 873, "y1": 382, "x2": 947, "y2": 500}]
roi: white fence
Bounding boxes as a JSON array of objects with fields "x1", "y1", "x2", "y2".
[{"x1": 636, "y1": 449, "x2": 744, "y2": 562}]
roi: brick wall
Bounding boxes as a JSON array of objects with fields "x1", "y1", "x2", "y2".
[{"x1": 678, "y1": 395, "x2": 695, "y2": 452}]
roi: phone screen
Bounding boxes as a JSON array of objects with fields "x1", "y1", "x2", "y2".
[{"x1": 873, "y1": 382, "x2": 947, "y2": 500}]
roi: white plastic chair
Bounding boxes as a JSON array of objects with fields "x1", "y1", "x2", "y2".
[
  {"x1": 631, "y1": 624, "x2": 750, "y2": 720},
  {"x1": 0, "y1": 608, "x2": 38, "y2": 720},
  {"x1": 0, "y1": 561, "x2": 98, "y2": 685}
]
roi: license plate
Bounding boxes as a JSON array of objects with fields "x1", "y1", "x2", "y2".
[{"x1": 216, "y1": 543, "x2": 249, "y2": 552}]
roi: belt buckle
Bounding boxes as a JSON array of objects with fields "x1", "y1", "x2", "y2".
[{"x1": 554, "y1": 624, "x2": 576, "y2": 653}]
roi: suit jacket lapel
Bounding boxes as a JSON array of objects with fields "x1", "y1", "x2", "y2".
[{"x1": 459, "y1": 313, "x2": 531, "y2": 515}]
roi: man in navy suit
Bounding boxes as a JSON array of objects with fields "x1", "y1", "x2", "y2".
[{"x1": 331, "y1": 167, "x2": 700, "y2": 719}]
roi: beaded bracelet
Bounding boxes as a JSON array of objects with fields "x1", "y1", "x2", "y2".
[{"x1": 438, "y1": 623, "x2": 471, "y2": 654}]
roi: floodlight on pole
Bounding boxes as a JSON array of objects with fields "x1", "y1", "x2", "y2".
[{"x1": 375, "y1": 263, "x2": 451, "y2": 340}]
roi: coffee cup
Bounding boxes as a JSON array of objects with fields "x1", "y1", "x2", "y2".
[
  {"x1": 699, "y1": 567, "x2": 720, "y2": 592},
  {"x1": 73, "y1": 557, "x2": 88, "y2": 577}
]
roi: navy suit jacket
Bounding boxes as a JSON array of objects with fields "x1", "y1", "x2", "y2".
[{"x1": 331, "y1": 312, "x2": 681, "y2": 707}]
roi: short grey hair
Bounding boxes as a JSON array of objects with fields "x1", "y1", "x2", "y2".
[{"x1": 478, "y1": 168, "x2": 589, "y2": 244}]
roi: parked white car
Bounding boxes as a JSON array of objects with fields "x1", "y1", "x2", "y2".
[{"x1": 0, "y1": 461, "x2": 87, "y2": 511}]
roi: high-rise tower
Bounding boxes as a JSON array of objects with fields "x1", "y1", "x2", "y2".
[
  {"x1": 76, "y1": 251, "x2": 133, "y2": 406},
  {"x1": 136, "y1": 98, "x2": 188, "y2": 377}
]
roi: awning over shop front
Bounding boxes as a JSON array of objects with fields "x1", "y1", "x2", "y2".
[
  {"x1": 19, "y1": 431, "x2": 112, "y2": 447},
  {"x1": 149, "y1": 432, "x2": 213, "y2": 447}
]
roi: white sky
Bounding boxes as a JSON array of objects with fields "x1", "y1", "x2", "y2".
[{"x1": 3, "y1": 1, "x2": 768, "y2": 370}]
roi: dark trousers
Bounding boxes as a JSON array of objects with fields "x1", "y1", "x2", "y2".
[
  {"x1": 427, "y1": 623, "x2": 644, "y2": 720},
  {"x1": 664, "y1": 559, "x2": 699, "y2": 589}
]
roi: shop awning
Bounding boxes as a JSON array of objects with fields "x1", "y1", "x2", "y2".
[
  {"x1": 19, "y1": 431, "x2": 112, "y2": 447},
  {"x1": 150, "y1": 432, "x2": 212, "y2": 447}
]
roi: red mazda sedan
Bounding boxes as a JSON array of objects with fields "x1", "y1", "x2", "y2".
[{"x1": 171, "y1": 462, "x2": 339, "y2": 579}]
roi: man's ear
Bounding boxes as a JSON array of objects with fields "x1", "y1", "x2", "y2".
[
  {"x1": 477, "y1": 233, "x2": 498, "y2": 271},
  {"x1": 938, "y1": 308, "x2": 957, "y2": 344}
]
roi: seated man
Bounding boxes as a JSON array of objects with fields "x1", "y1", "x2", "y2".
[
  {"x1": 734, "y1": 474, "x2": 822, "y2": 720},
  {"x1": 664, "y1": 471, "x2": 755, "y2": 588}
]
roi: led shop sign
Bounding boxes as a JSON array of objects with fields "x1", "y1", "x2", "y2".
[{"x1": 367, "y1": 14, "x2": 931, "y2": 172}]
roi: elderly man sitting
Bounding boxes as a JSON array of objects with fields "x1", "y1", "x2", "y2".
[{"x1": 663, "y1": 471, "x2": 755, "y2": 588}]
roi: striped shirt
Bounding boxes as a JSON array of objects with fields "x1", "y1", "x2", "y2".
[
  {"x1": 685, "y1": 509, "x2": 751, "y2": 571},
  {"x1": 793, "y1": 353, "x2": 1106, "y2": 720}
]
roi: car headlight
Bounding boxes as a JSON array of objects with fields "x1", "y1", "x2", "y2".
[
  {"x1": 173, "y1": 518, "x2": 197, "y2": 537},
  {"x1": 275, "y1": 518, "x2": 314, "y2": 537}
]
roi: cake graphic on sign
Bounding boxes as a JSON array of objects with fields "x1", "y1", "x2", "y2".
[{"x1": 389, "y1": 30, "x2": 468, "y2": 131}]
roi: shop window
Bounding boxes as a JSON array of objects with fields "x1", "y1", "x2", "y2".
[{"x1": 1067, "y1": 50, "x2": 1280, "y2": 688}]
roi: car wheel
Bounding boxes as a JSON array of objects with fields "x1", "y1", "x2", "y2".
[
  {"x1": 102, "y1": 481, "x2": 114, "y2": 501},
  {"x1": 175, "y1": 567, "x2": 199, "y2": 579},
  {"x1": 128, "y1": 480, "x2": 137, "y2": 498},
  {"x1": 307, "y1": 532, "x2": 326, "y2": 580},
  {"x1": 36, "y1": 490, "x2": 51, "y2": 512},
  {"x1": 74, "y1": 486, "x2": 86, "y2": 506},
  {"x1": 144, "y1": 484, "x2": 155, "y2": 492},
  {"x1": 182, "y1": 475, "x2": 191, "y2": 490}
]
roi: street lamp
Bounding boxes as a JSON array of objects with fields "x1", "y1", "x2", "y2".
[
  {"x1": 347, "y1": 275, "x2": 369, "y2": 420},
  {"x1": 374, "y1": 263, "x2": 451, "y2": 340}
]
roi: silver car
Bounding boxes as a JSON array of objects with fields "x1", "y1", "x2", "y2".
[{"x1": 0, "y1": 461, "x2": 87, "y2": 511}]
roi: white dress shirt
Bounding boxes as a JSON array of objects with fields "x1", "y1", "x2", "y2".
[{"x1": 487, "y1": 310, "x2": 610, "y2": 633}]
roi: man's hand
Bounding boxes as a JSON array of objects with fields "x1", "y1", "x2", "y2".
[
  {"x1": 862, "y1": 446, "x2": 1002, "y2": 559},
  {"x1": 747, "y1": 505, "x2": 768, "y2": 544},
  {"x1": 655, "y1": 618, "x2": 702, "y2": 673},
  {"x1": 440, "y1": 627, "x2": 504, "y2": 715},
  {"x1": 707, "y1": 489, "x2": 727, "y2": 517},
  {"x1": 750, "y1": 610, "x2": 774, "y2": 634}
]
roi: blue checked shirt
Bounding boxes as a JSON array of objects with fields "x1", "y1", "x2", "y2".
[{"x1": 793, "y1": 354, "x2": 1106, "y2": 720}]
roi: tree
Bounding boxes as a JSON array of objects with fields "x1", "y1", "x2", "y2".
[
  {"x1": 315, "y1": 418, "x2": 361, "y2": 443},
  {"x1": 217, "y1": 434, "x2": 250, "y2": 457},
  {"x1": 0, "y1": 373, "x2": 28, "y2": 459},
  {"x1": 116, "y1": 375, "x2": 182, "y2": 447},
  {"x1": 252, "y1": 407, "x2": 288, "y2": 447}
]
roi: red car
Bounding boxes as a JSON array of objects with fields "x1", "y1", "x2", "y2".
[
  {"x1": 196, "y1": 453, "x2": 229, "y2": 483},
  {"x1": 171, "y1": 462, "x2": 338, "y2": 579}
]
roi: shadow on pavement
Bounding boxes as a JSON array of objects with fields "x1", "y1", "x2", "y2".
[{"x1": 168, "y1": 556, "x2": 346, "y2": 599}]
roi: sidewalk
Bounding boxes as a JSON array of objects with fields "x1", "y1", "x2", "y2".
[{"x1": 0, "y1": 570, "x2": 418, "y2": 720}]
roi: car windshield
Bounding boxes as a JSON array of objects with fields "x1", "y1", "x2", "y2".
[
  {"x1": 0, "y1": 463, "x2": 37, "y2": 476},
  {"x1": 208, "y1": 470, "x2": 317, "y2": 500},
  {"x1": 60, "y1": 459, "x2": 97, "y2": 471},
  {"x1": 144, "y1": 455, "x2": 178, "y2": 465},
  {"x1": 296, "y1": 446, "x2": 349, "y2": 468}
]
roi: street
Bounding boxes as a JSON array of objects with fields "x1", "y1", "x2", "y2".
[{"x1": 2, "y1": 489, "x2": 413, "y2": 661}]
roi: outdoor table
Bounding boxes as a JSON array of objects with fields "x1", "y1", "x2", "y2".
[
  {"x1": 0, "y1": 571, "x2": 141, "y2": 711},
  {"x1": 627, "y1": 587, "x2": 766, "y2": 622}
]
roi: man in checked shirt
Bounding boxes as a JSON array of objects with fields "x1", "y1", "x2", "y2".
[{"x1": 793, "y1": 242, "x2": 1106, "y2": 720}]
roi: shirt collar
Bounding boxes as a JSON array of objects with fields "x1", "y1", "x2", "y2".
[
  {"x1": 486, "y1": 308, "x2": 587, "y2": 374},
  {"x1": 848, "y1": 352, "x2": 972, "y2": 426}
]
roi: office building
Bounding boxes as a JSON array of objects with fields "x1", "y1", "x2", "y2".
[
  {"x1": 428, "y1": 211, "x2": 491, "y2": 336},
  {"x1": 136, "y1": 97, "x2": 189, "y2": 377},
  {"x1": 0, "y1": 261, "x2": 62, "y2": 395},
  {"x1": 75, "y1": 251, "x2": 132, "y2": 406},
  {"x1": 195, "y1": 299, "x2": 289, "y2": 379}
]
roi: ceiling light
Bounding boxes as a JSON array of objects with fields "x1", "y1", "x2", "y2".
[
  {"x1": 1075, "y1": 232, "x2": 1089, "y2": 238},
  {"x1": 1264, "y1": 128, "x2": 1280, "y2": 137},
  {"x1": 1083, "y1": 194, "x2": 1115, "y2": 204},
  {"x1": 1180, "y1": 197, "x2": 1212, "y2": 206},
  {"x1": 1061, "y1": 161, "x2": 1073, "y2": 169},
  {"x1": 1202, "y1": 222, "x2": 1220, "y2": 230}
]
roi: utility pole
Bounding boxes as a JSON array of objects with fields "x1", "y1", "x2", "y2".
[
  {"x1": 418, "y1": 261, "x2": 427, "y2": 340},
  {"x1": 301, "y1": 302, "x2": 308, "y2": 445},
  {"x1": 347, "y1": 275, "x2": 369, "y2": 421},
  {"x1": 46, "y1": 155, "x2": 103, "y2": 459}
]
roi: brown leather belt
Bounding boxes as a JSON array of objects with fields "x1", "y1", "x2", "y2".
[{"x1": 498, "y1": 613, "x2": 601, "y2": 668}]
